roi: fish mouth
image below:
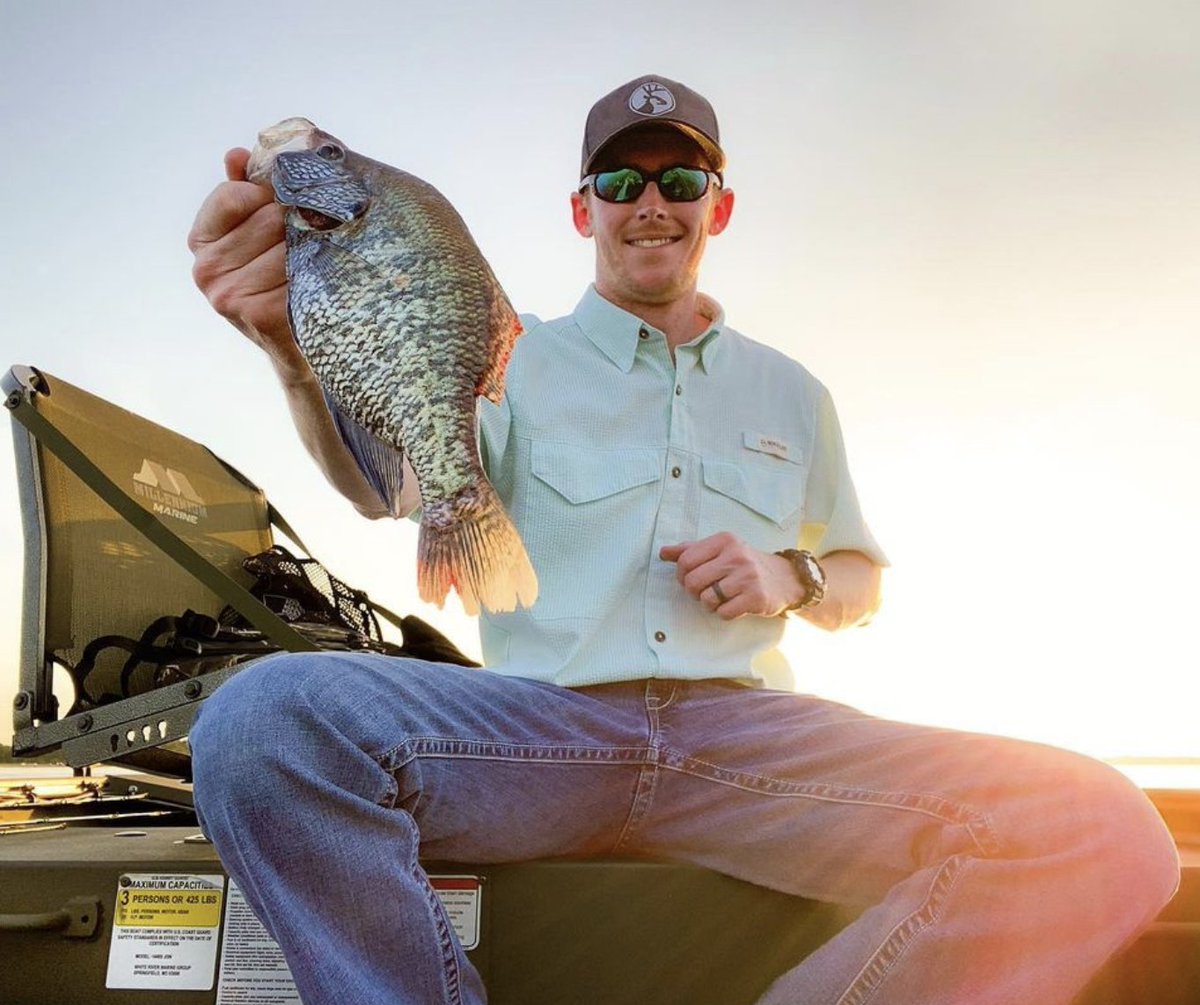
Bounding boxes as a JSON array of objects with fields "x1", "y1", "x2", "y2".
[{"x1": 296, "y1": 206, "x2": 344, "y2": 231}]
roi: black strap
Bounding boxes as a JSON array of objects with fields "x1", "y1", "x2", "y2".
[{"x1": 267, "y1": 503, "x2": 314, "y2": 557}]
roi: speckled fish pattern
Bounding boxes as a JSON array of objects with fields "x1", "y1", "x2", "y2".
[{"x1": 246, "y1": 118, "x2": 537, "y2": 615}]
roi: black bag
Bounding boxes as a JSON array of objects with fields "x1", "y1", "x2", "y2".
[{"x1": 74, "y1": 545, "x2": 478, "y2": 706}]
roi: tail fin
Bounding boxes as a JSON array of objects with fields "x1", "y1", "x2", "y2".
[{"x1": 418, "y1": 482, "x2": 538, "y2": 616}]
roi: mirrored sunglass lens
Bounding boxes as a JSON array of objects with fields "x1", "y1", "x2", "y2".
[
  {"x1": 660, "y1": 168, "x2": 709, "y2": 201},
  {"x1": 596, "y1": 169, "x2": 645, "y2": 202}
]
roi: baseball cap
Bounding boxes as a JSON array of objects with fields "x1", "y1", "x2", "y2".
[{"x1": 581, "y1": 74, "x2": 725, "y2": 179}]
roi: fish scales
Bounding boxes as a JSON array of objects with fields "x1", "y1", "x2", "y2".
[{"x1": 247, "y1": 117, "x2": 537, "y2": 615}]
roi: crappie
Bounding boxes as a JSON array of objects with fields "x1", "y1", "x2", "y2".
[{"x1": 245, "y1": 117, "x2": 537, "y2": 615}]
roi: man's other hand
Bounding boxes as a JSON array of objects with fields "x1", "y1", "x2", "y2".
[
  {"x1": 660, "y1": 533, "x2": 802, "y2": 620},
  {"x1": 188, "y1": 148, "x2": 300, "y2": 377}
]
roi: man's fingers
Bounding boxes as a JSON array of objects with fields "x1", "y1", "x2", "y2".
[
  {"x1": 662, "y1": 532, "x2": 777, "y2": 618},
  {"x1": 188, "y1": 179, "x2": 279, "y2": 251},
  {"x1": 660, "y1": 533, "x2": 730, "y2": 574},
  {"x1": 224, "y1": 147, "x2": 252, "y2": 183},
  {"x1": 698, "y1": 576, "x2": 755, "y2": 620},
  {"x1": 190, "y1": 201, "x2": 285, "y2": 293},
  {"x1": 713, "y1": 592, "x2": 752, "y2": 620},
  {"x1": 659, "y1": 542, "x2": 688, "y2": 563},
  {"x1": 683, "y1": 558, "x2": 728, "y2": 597},
  {"x1": 202, "y1": 241, "x2": 287, "y2": 318}
]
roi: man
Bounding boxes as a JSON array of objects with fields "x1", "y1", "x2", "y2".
[{"x1": 187, "y1": 75, "x2": 1178, "y2": 1005}]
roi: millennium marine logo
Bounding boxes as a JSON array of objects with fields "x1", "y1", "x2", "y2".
[{"x1": 132, "y1": 459, "x2": 207, "y2": 525}]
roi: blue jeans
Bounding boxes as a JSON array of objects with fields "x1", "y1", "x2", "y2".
[{"x1": 190, "y1": 653, "x2": 1179, "y2": 1004}]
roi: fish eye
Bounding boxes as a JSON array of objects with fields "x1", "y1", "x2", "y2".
[{"x1": 316, "y1": 143, "x2": 345, "y2": 162}]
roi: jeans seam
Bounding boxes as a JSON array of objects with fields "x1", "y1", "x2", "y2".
[
  {"x1": 377, "y1": 737, "x2": 653, "y2": 766},
  {"x1": 418, "y1": 859, "x2": 463, "y2": 1005},
  {"x1": 835, "y1": 854, "x2": 970, "y2": 1005},
  {"x1": 613, "y1": 694, "x2": 666, "y2": 853},
  {"x1": 664, "y1": 755, "x2": 1001, "y2": 856},
  {"x1": 393, "y1": 809, "x2": 465, "y2": 1005},
  {"x1": 613, "y1": 758, "x2": 660, "y2": 854},
  {"x1": 651, "y1": 682, "x2": 679, "y2": 712}
]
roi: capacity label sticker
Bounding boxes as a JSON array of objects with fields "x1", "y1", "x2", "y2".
[
  {"x1": 106, "y1": 873, "x2": 225, "y2": 990},
  {"x1": 431, "y1": 875, "x2": 482, "y2": 951},
  {"x1": 217, "y1": 879, "x2": 301, "y2": 1004}
]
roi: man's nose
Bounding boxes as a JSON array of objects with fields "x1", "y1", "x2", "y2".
[{"x1": 635, "y1": 182, "x2": 669, "y2": 220}]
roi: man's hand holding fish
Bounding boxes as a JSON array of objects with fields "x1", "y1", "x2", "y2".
[{"x1": 189, "y1": 148, "x2": 294, "y2": 371}]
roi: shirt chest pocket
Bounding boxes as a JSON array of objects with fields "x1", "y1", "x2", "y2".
[
  {"x1": 699, "y1": 457, "x2": 803, "y2": 553},
  {"x1": 530, "y1": 441, "x2": 662, "y2": 505},
  {"x1": 521, "y1": 441, "x2": 663, "y2": 620}
]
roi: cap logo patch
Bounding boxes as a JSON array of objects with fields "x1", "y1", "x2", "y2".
[{"x1": 628, "y1": 81, "x2": 676, "y2": 117}]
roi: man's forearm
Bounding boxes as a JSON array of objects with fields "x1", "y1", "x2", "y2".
[{"x1": 799, "y1": 550, "x2": 881, "y2": 632}]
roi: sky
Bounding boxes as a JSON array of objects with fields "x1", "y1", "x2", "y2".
[{"x1": 1, "y1": 0, "x2": 1197, "y2": 774}]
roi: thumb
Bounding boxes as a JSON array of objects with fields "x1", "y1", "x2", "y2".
[{"x1": 224, "y1": 147, "x2": 252, "y2": 183}]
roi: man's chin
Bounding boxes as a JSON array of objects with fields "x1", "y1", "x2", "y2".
[{"x1": 621, "y1": 275, "x2": 693, "y2": 306}]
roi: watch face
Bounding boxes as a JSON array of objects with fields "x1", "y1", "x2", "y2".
[{"x1": 804, "y1": 554, "x2": 826, "y2": 588}]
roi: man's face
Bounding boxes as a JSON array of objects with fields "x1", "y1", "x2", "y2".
[{"x1": 570, "y1": 128, "x2": 734, "y2": 310}]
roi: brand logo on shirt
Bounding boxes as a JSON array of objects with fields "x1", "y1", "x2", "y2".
[
  {"x1": 743, "y1": 432, "x2": 795, "y2": 463},
  {"x1": 628, "y1": 81, "x2": 676, "y2": 117}
]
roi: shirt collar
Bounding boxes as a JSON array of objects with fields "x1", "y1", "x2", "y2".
[{"x1": 572, "y1": 285, "x2": 728, "y2": 374}]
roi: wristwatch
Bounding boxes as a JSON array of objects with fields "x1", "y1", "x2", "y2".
[{"x1": 775, "y1": 549, "x2": 826, "y2": 614}]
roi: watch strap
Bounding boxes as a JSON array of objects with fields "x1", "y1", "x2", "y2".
[{"x1": 775, "y1": 548, "x2": 826, "y2": 614}]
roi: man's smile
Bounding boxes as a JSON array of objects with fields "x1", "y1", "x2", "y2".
[{"x1": 627, "y1": 236, "x2": 681, "y2": 248}]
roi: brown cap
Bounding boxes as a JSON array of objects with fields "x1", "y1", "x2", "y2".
[{"x1": 581, "y1": 74, "x2": 724, "y2": 179}]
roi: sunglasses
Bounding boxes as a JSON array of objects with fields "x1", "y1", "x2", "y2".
[{"x1": 580, "y1": 165, "x2": 722, "y2": 204}]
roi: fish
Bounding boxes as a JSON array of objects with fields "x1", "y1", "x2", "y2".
[{"x1": 245, "y1": 117, "x2": 537, "y2": 616}]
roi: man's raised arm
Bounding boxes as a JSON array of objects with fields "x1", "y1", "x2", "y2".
[{"x1": 187, "y1": 148, "x2": 418, "y2": 518}]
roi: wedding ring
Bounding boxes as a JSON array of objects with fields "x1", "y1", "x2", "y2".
[{"x1": 711, "y1": 581, "x2": 728, "y2": 604}]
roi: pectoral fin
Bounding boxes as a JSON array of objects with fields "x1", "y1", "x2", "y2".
[{"x1": 322, "y1": 391, "x2": 408, "y2": 518}]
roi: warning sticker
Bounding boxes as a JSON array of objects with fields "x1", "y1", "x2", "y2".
[
  {"x1": 431, "y1": 875, "x2": 482, "y2": 951},
  {"x1": 106, "y1": 873, "x2": 224, "y2": 990},
  {"x1": 216, "y1": 880, "x2": 300, "y2": 1004}
]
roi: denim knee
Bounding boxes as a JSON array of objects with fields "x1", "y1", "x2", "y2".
[
  {"x1": 1088, "y1": 762, "x2": 1180, "y2": 919},
  {"x1": 1039, "y1": 752, "x2": 1181, "y2": 929},
  {"x1": 191, "y1": 651, "x2": 324, "y2": 742},
  {"x1": 189, "y1": 653, "x2": 349, "y2": 805}
]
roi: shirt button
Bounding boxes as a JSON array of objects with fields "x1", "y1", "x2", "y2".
[
  {"x1": 675, "y1": 384, "x2": 682, "y2": 396},
  {"x1": 671, "y1": 466, "x2": 681, "y2": 478},
  {"x1": 654, "y1": 631, "x2": 667, "y2": 643},
  {"x1": 638, "y1": 328, "x2": 649, "y2": 340}
]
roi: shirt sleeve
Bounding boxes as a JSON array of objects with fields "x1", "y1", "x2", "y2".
[
  {"x1": 478, "y1": 391, "x2": 512, "y2": 480},
  {"x1": 798, "y1": 387, "x2": 889, "y2": 566},
  {"x1": 477, "y1": 312, "x2": 539, "y2": 484}
]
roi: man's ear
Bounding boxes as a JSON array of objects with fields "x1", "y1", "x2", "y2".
[
  {"x1": 708, "y1": 187, "x2": 734, "y2": 236},
  {"x1": 570, "y1": 191, "x2": 593, "y2": 237}
]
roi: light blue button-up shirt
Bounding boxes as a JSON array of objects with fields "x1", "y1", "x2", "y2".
[{"x1": 477, "y1": 286, "x2": 886, "y2": 688}]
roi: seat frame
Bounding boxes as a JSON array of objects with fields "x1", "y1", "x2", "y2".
[{"x1": 5, "y1": 364, "x2": 318, "y2": 768}]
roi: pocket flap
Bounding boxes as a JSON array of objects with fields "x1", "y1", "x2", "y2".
[
  {"x1": 702, "y1": 458, "x2": 799, "y2": 525},
  {"x1": 532, "y1": 442, "x2": 662, "y2": 504}
]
